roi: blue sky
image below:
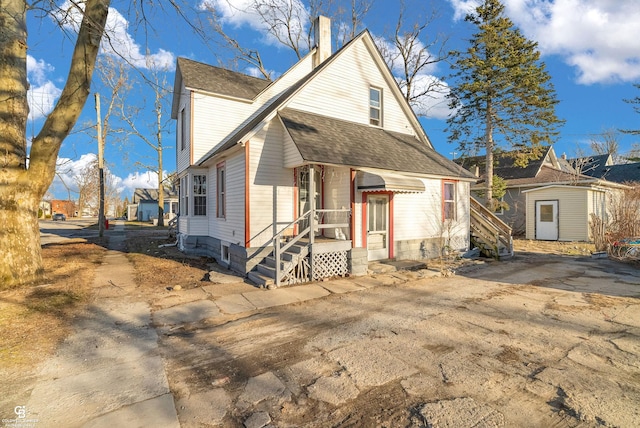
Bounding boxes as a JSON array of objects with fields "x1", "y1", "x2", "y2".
[{"x1": 26, "y1": 0, "x2": 640, "y2": 200}]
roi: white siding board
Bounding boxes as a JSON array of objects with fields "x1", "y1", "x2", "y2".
[
  {"x1": 393, "y1": 180, "x2": 469, "y2": 249},
  {"x1": 526, "y1": 187, "x2": 590, "y2": 241},
  {"x1": 192, "y1": 94, "x2": 253, "y2": 164},
  {"x1": 287, "y1": 41, "x2": 414, "y2": 135},
  {"x1": 209, "y1": 152, "x2": 245, "y2": 244},
  {"x1": 248, "y1": 122, "x2": 295, "y2": 248},
  {"x1": 283, "y1": 129, "x2": 304, "y2": 168},
  {"x1": 176, "y1": 83, "x2": 191, "y2": 174}
]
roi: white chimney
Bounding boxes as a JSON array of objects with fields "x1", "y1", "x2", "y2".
[{"x1": 313, "y1": 16, "x2": 331, "y2": 67}]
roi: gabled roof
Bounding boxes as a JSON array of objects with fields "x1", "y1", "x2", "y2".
[
  {"x1": 196, "y1": 30, "x2": 437, "y2": 168},
  {"x1": 598, "y1": 162, "x2": 640, "y2": 183},
  {"x1": 177, "y1": 57, "x2": 271, "y2": 100},
  {"x1": 133, "y1": 188, "x2": 178, "y2": 203},
  {"x1": 503, "y1": 165, "x2": 594, "y2": 187},
  {"x1": 456, "y1": 146, "x2": 554, "y2": 180},
  {"x1": 568, "y1": 153, "x2": 613, "y2": 178},
  {"x1": 279, "y1": 108, "x2": 475, "y2": 178}
]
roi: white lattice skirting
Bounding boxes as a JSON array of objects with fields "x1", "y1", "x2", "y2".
[{"x1": 312, "y1": 250, "x2": 348, "y2": 280}]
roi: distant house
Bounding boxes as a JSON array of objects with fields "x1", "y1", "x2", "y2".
[
  {"x1": 457, "y1": 147, "x2": 627, "y2": 241},
  {"x1": 569, "y1": 154, "x2": 640, "y2": 184},
  {"x1": 39, "y1": 200, "x2": 52, "y2": 218},
  {"x1": 131, "y1": 188, "x2": 179, "y2": 222},
  {"x1": 171, "y1": 16, "x2": 476, "y2": 286},
  {"x1": 51, "y1": 199, "x2": 76, "y2": 218}
]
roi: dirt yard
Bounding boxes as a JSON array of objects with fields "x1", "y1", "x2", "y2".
[
  {"x1": 1, "y1": 229, "x2": 639, "y2": 427},
  {"x1": 157, "y1": 252, "x2": 640, "y2": 427}
]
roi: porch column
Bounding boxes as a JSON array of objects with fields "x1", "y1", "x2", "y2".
[{"x1": 309, "y1": 164, "x2": 315, "y2": 280}]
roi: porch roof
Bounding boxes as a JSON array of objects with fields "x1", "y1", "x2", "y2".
[
  {"x1": 356, "y1": 170, "x2": 425, "y2": 193},
  {"x1": 279, "y1": 108, "x2": 475, "y2": 180}
]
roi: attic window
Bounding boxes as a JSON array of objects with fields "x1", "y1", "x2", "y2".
[{"x1": 369, "y1": 87, "x2": 382, "y2": 126}]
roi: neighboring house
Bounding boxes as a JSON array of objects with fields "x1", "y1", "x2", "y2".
[
  {"x1": 39, "y1": 200, "x2": 52, "y2": 218},
  {"x1": 131, "y1": 188, "x2": 179, "y2": 222},
  {"x1": 51, "y1": 199, "x2": 76, "y2": 219},
  {"x1": 569, "y1": 154, "x2": 640, "y2": 184},
  {"x1": 171, "y1": 17, "x2": 476, "y2": 286},
  {"x1": 457, "y1": 147, "x2": 628, "y2": 241}
]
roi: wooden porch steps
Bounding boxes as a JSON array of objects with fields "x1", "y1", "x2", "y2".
[
  {"x1": 469, "y1": 197, "x2": 514, "y2": 260},
  {"x1": 248, "y1": 242, "x2": 310, "y2": 288}
]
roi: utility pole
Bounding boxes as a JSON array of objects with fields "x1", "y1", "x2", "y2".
[{"x1": 95, "y1": 93, "x2": 105, "y2": 237}]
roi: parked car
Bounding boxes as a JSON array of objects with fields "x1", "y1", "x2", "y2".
[{"x1": 52, "y1": 213, "x2": 66, "y2": 221}]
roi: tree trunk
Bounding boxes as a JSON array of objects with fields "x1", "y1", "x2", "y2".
[
  {"x1": 485, "y1": 100, "x2": 494, "y2": 207},
  {"x1": 0, "y1": 0, "x2": 109, "y2": 288}
]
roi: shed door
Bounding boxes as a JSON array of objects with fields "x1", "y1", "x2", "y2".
[
  {"x1": 367, "y1": 194, "x2": 389, "y2": 260},
  {"x1": 535, "y1": 200, "x2": 558, "y2": 240}
]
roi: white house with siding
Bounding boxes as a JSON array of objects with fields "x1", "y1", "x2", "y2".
[{"x1": 171, "y1": 17, "x2": 476, "y2": 286}]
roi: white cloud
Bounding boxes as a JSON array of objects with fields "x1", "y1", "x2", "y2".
[
  {"x1": 27, "y1": 55, "x2": 62, "y2": 121},
  {"x1": 120, "y1": 171, "x2": 160, "y2": 195},
  {"x1": 448, "y1": 0, "x2": 481, "y2": 21},
  {"x1": 372, "y1": 35, "x2": 452, "y2": 120},
  {"x1": 54, "y1": 1, "x2": 175, "y2": 70},
  {"x1": 51, "y1": 154, "x2": 161, "y2": 199},
  {"x1": 447, "y1": 0, "x2": 640, "y2": 84},
  {"x1": 199, "y1": 0, "x2": 309, "y2": 48},
  {"x1": 405, "y1": 75, "x2": 452, "y2": 120}
]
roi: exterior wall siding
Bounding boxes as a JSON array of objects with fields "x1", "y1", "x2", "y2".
[
  {"x1": 287, "y1": 41, "x2": 415, "y2": 135},
  {"x1": 526, "y1": 187, "x2": 590, "y2": 241},
  {"x1": 209, "y1": 152, "x2": 245, "y2": 245},
  {"x1": 355, "y1": 179, "x2": 470, "y2": 260},
  {"x1": 249, "y1": 122, "x2": 295, "y2": 248},
  {"x1": 176, "y1": 83, "x2": 191, "y2": 174},
  {"x1": 283, "y1": 127, "x2": 304, "y2": 168},
  {"x1": 191, "y1": 94, "x2": 253, "y2": 165}
]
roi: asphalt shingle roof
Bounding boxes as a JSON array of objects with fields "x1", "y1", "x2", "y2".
[
  {"x1": 177, "y1": 57, "x2": 271, "y2": 100},
  {"x1": 279, "y1": 108, "x2": 475, "y2": 179},
  {"x1": 133, "y1": 188, "x2": 178, "y2": 203},
  {"x1": 598, "y1": 163, "x2": 640, "y2": 183},
  {"x1": 455, "y1": 147, "x2": 551, "y2": 180},
  {"x1": 568, "y1": 154, "x2": 612, "y2": 178}
]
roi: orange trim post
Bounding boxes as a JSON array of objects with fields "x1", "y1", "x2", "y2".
[
  {"x1": 244, "y1": 142, "x2": 251, "y2": 247},
  {"x1": 361, "y1": 193, "x2": 368, "y2": 249},
  {"x1": 293, "y1": 168, "x2": 299, "y2": 235},
  {"x1": 350, "y1": 169, "x2": 356, "y2": 246}
]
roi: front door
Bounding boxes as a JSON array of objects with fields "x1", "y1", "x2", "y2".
[
  {"x1": 535, "y1": 200, "x2": 558, "y2": 240},
  {"x1": 367, "y1": 194, "x2": 389, "y2": 260},
  {"x1": 298, "y1": 167, "x2": 322, "y2": 232}
]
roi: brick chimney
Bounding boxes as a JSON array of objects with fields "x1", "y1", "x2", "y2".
[{"x1": 313, "y1": 16, "x2": 331, "y2": 67}]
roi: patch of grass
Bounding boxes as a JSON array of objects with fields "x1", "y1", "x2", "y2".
[{"x1": 25, "y1": 288, "x2": 85, "y2": 316}]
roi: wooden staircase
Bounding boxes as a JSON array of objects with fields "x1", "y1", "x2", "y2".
[
  {"x1": 248, "y1": 241, "x2": 310, "y2": 288},
  {"x1": 248, "y1": 211, "x2": 314, "y2": 288},
  {"x1": 469, "y1": 197, "x2": 513, "y2": 260}
]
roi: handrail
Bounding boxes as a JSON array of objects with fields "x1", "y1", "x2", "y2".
[
  {"x1": 271, "y1": 208, "x2": 351, "y2": 285},
  {"x1": 470, "y1": 197, "x2": 512, "y2": 236},
  {"x1": 469, "y1": 197, "x2": 513, "y2": 259},
  {"x1": 274, "y1": 211, "x2": 312, "y2": 285}
]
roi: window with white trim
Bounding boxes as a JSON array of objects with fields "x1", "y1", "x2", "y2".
[
  {"x1": 193, "y1": 174, "x2": 207, "y2": 216},
  {"x1": 180, "y1": 176, "x2": 189, "y2": 216},
  {"x1": 180, "y1": 108, "x2": 186, "y2": 151},
  {"x1": 369, "y1": 87, "x2": 382, "y2": 126},
  {"x1": 443, "y1": 181, "x2": 456, "y2": 221},
  {"x1": 217, "y1": 163, "x2": 226, "y2": 218}
]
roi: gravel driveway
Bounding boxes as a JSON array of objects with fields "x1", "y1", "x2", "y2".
[{"x1": 157, "y1": 253, "x2": 640, "y2": 427}]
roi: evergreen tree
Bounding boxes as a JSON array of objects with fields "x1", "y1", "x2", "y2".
[{"x1": 446, "y1": 0, "x2": 563, "y2": 207}]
